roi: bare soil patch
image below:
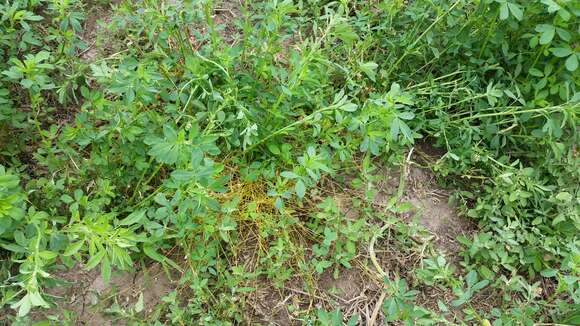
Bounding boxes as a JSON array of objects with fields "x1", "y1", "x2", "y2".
[
  {"x1": 34, "y1": 264, "x2": 174, "y2": 325},
  {"x1": 402, "y1": 165, "x2": 476, "y2": 252},
  {"x1": 80, "y1": 1, "x2": 121, "y2": 61},
  {"x1": 369, "y1": 153, "x2": 476, "y2": 254}
]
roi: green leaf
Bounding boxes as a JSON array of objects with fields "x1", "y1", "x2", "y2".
[
  {"x1": 171, "y1": 170, "x2": 196, "y2": 181},
  {"x1": 541, "y1": 0, "x2": 561, "y2": 13},
  {"x1": 143, "y1": 244, "x2": 165, "y2": 263},
  {"x1": 540, "y1": 269, "x2": 557, "y2": 277},
  {"x1": 398, "y1": 120, "x2": 413, "y2": 143},
  {"x1": 528, "y1": 68, "x2": 543, "y2": 77},
  {"x1": 134, "y1": 293, "x2": 144, "y2": 313},
  {"x1": 437, "y1": 300, "x2": 449, "y2": 312},
  {"x1": 555, "y1": 192, "x2": 572, "y2": 202},
  {"x1": 118, "y1": 209, "x2": 146, "y2": 226},
  {"x1": 281, "y1": 171, "x2": 299, "y2": 179},
  {"x1": 451, "y1": 292, "x2": 470, "y2": 307},
  {"x1": 561, "y1": 311, "x2": 580, "y2": 325},
  {"x1": 20, "y1": 79, "x2": 34, "y2": 89},
  {"x1": 146, "y1": 125, "x2": 183, "y2": 164},
  {"x1": 38, "y1": 251, "x2": 58, "y2": 260},
  {"x1": 536, "y1": 24, "x2": 555, "y2": 44},
  {"x1": 346, "y1": 315, "x2": 359, "y2": 326},
  {"x1": 12, "y1": 294, "x2": 32, "y2": 317},
  {"x1": 550, "y1": 47, "x2": 572, "y2": 57},
  {"x1": 390, "y1": 118, "x2": 400, "y2": 140},
  {"x1": 85, "y1": 250, "x2": 106, "y2": 270},
  {"x1": 35, "y1": 51, "x2": 51, "y2": 62},
  {"x1": 29, "y1": 291, "x2": 49, "y2": 308},
  {"x1": 565, "y1": 54, "x2": 578, "y2": 72},
  {"x1": 315, "y1": 260, "x2": 332, "y2": 273},
  {"x1": 398, "y1": 111, "x2": 415, "y2": 120},
  {"x1": 60, "y1": 194, "x2": 75, "y2": 204},
  {"x1": 1, "y1": 243, "x2": 27, "y2": 253},
  {"x1": 359, "y1": 62, "x2": 378, "y2": 81},
  {"x1": 323, "y1": 227, "x2": 337, "y2": 243},
  {"x1": 295, "y1": 180, "x2": 306, "y2": 199},
  {"x1": 553, "y1": 214, "x2": 566, "y2": 225},
  {"x1": 472, "y1": 279, "x2": 490, "y2": 291},
  {"x1": 2, "y1": 68, "x2": 23, "y2": 80},
  {"x1": 340, "y1": 102, "x2": 358, "y2": 112},
  {"x1": 334, "y1": 21, "x2": 358, "y2": 44},
  {"x1": 556, "y1": 28, "x2": 571, "y2": 42},
  {"x1": 101, "y1": 255, "x2": 111, "y2": 282},
  {"x1": 63, "y1": 240, "x2": 84, "y2": 256},
  {"x1": 267, "y1": 143, "x2": 280, "y2": 155},
  {"x1": 507, "y1": 3, "x2": 523, "y2": 20},
  {"x1": 143, "y1": 244, "x2": 182, "y2": 271},
  {"x1": 466, "y1": 270, "x2": 478, "y2": 287},
  {"x1": 26, "y1": 14, "x2": 44, "y2": 22},
  {"x1": 499, "y1": 3, "x2": 509, "y2": 20}
]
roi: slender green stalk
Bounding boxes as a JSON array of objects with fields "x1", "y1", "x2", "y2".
[
  {"x1": 129, "y1": 161, "x2": 162, "y2": 203},
  {"x1": 244, "y1": 102, "x2": 339, "y2": 154},
  {"x1": 385, "y1": 0, "x2": 462, "y2": 79},
  {"x1": 453, "y1": 105, "x2": 569, "y2": 123}
]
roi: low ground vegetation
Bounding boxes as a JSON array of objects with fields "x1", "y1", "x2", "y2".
[{"x1": 0, "y1": 0, "x2": 578, "y2": 324}]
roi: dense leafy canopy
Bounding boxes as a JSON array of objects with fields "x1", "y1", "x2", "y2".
[{"x1": 0, "y1": 0, "x2": 578, "y2": 324}]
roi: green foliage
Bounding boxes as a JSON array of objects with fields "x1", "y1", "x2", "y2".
[
  {"x1": 309, "y1": 197, "x2": 366, "y2": 274},
  {"x1": 0, "y1": 0, "x2": 578, "y2": 324},
  {"x1": 415, "y1": 254, "x2": 457, "y2": 288},
  {"x1": 382, "y1": 278, "x2": 443, "y2": 325},
  {"x1": 0, "y1": 166, "x2": 26, "y2": 237}
]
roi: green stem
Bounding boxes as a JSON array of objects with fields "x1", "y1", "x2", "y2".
[
  {"x1": 421, "y1": 94, "x2": 489, "y2": 114},
  {"x1": 478, "y1": 13, "x2": 498, "y2": 59},
  {"x1": 452, "y1": 106, "x2": 567, "y2": 123},
  {"x1": 243, "y1": 103, "x2": 338, "y2": 154},
  {"x1": 385, "y1": 0, "x2": 462, "y2": 79},
  {"x1": 204, "y1": 0, "x2": 218, "y2": 50},
  {"x1": 407, "y1": 70, "x2": 466, "y2": 90},
  {"x1": 133, "y1": 185, "x2": 165, "y2": 210},
  {"x1": 529, "y1": 44, "x2": 547, "y2": 73},
  {"x1": 129, "y1": 161, "x2": 162, "y2": 203}
]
